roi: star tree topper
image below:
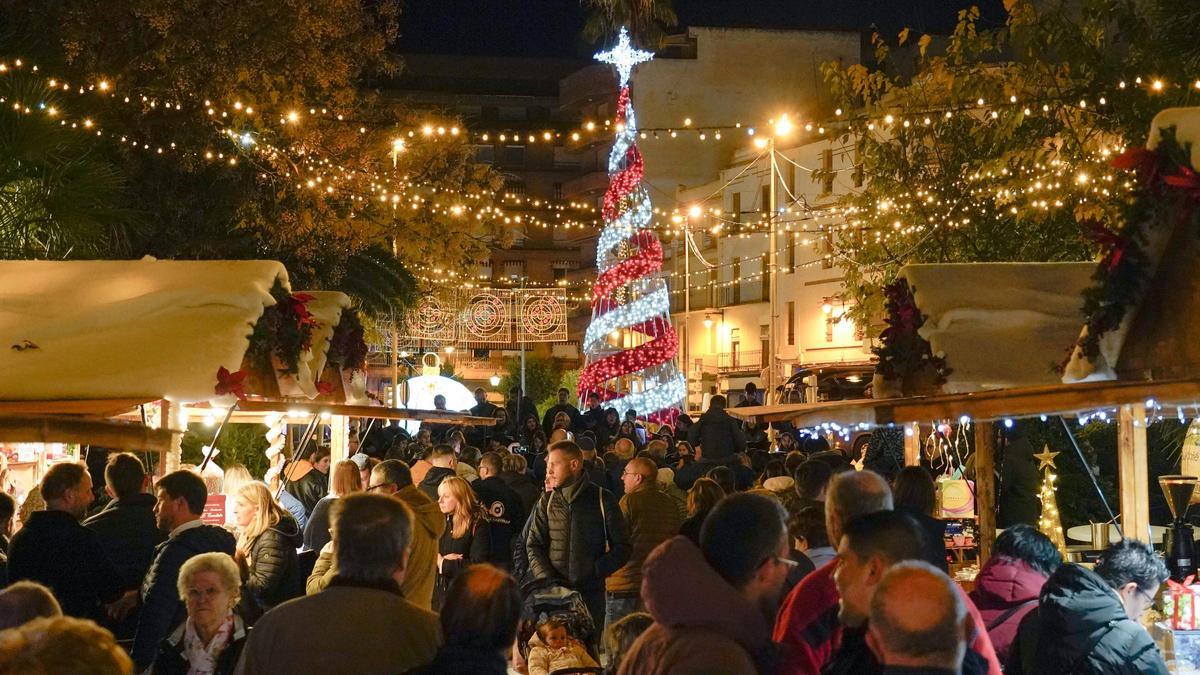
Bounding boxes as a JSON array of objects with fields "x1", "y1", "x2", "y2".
[
  {"x1": 594, "y1": 27, "x2": 654, "y2": 87},
  {"x1": 1033, "y1": 445, "x2": 1060, "y2": 471}
]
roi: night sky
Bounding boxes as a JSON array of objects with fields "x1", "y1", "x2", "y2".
[{"x1": 396, "y1": 0, "x2": 1008, "y2": 58}]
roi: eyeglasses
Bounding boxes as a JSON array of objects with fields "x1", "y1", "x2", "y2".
[
  {"x1": 366, "y1": 481, "x2": 396, "y2": 492},
  {"x1": 1134, "y1": 587, "x2": 1156, "y2": 605},
  {"x1": 621, "y1": 471, "x2": 651, "y2": 480}
]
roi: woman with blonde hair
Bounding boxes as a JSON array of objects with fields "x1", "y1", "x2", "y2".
[
  {"x1": 678, "y1": 477, "x2": 725, "y2": 545},
  {"x1": 153, "y1": 552, "x2": 247, "y2": 674},
  {"x1": 303, "y1": 459, "x2": 362, "y2": 553},
  {"x1": 220, "y1": 464, "x2": 254, "y2": 529},
  {"x1": 232, "y1": 482, "x2": 303, "y2": 623},
  {"x1": 433, "y1": 476, "x2": 491, "y2": 611}
]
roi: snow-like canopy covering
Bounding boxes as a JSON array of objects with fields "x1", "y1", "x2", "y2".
[
  {"x1": 0, "y1": 258, "x2": 286, "y2": 403},
  {"x1": 901, "y1": 262, "x2": 1095, "y2": 393},
  {"x1": 291, "y1": 290, "x2": 352, "y2": 399}
]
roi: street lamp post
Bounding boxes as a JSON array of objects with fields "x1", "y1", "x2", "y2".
[{"x1": 767, "y1": 135, "x2": 778, "y2": 408}]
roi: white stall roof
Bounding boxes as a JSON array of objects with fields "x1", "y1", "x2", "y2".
[
  {"x1": 0, "y1": 258, "x2": 287, "y2": 403},
  {"x1": 901, "y1": 262, "x2": 1095, "y2": 393}
]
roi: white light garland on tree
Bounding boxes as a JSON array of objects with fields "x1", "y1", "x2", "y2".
[{"x1": 579, "y1": 28, "x2": 685, "y2": 421}]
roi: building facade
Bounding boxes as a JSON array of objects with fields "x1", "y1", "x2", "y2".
[{"x1": 669, "y1": 136, "x2": 874, "y2": 410}]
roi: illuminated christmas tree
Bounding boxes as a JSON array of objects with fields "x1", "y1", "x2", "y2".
[
  {"x1": 1034, "y1": 445, "x2": 1069, "y2": 556},
  {"x1": 578, "y1": 28, "x2": 685, "y2": 420}
]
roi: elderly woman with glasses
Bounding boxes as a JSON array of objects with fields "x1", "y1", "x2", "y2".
[{"x1": 153, "y1": 552, "x2": 247, "y2": 675}]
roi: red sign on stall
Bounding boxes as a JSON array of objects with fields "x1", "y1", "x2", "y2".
[{"x1": 201, "y1": 493, "x2": 226, "y2": 525}]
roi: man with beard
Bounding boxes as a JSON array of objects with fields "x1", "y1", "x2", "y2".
[{"x1": 618, "y1": 493, "x2": 792, "y2": 674}]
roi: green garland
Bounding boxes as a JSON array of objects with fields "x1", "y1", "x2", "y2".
[
  {"x1": 245, "y1": 280, "x2": 318, "y2": 376},
  {"x1": 873, "y1": 278, "x2": 951, "y2": 384},
  {"x1": 327, "y1": 310, "x2": 368, "y2": 372},
  {"x1": 1070, "y1": 126, "x2": 1200, "y2": 367}
]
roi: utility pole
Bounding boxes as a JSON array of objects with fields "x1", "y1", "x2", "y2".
[{"x1": 683, "y1": 226, "x2": 690, "y2": 412}]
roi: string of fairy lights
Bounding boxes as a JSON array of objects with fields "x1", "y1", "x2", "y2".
[{"x1": 5, "y1": 51, "x2": 1192, "y2": 302}]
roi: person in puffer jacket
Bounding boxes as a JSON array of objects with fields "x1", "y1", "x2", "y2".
[
  {"x1": 1007, "y1": 538, "x2": 1169, "y2": 675},
  {"x1": 526, "y1": 441, "x2": 630, "y2": 635},
  {"x1": 232, "y1": 482, "x2": 304, "y2": 624},
  {"x1": 132, "y1": 471, "x2": 236, "y2": 672},
  {"x1": 968, "y1": 524, "x2": 1061, "y2": 663}
]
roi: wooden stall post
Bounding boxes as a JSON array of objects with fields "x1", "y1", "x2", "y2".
[
  {"x1": 974, "y1": 421, "x2": 996, "y2": 563},
  {"x1": 1117, "y1": 404, "x2": 1151, "y2": 542},
  {"x1": 329, "y1": 415, "x2": 350, "y2": 465},
  {"x1": 159, "y1": 400, "x2": 182, "y2": 475},
  {"x1": 904, "y1": 422, "x2": 921, "y2": 467}
]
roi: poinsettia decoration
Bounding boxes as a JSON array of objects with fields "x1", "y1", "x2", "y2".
[
  {"x1": 214, "y1": 366, "x2": 248, "y2": 399},
  {"x1": 1070, "y1": 125, "x2": 1200, "y2": 366},
  {"x1": 873, "y1": 278, "x2": 951, "y2": 383},
  {"x1": 245, "y1": 281, "x2": 320, "y2": 376},
  {"x1": 327, "y1": 310, "x2": 368, "y2": 372}
]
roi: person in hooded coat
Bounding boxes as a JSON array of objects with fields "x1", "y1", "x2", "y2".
[
  {"x1": 618, "y1": 494, "x2": 792, "y2": 675},
  {"x1": 1007, "y1": 538, "x2": 1169, "y2": 675},
  {"x1": 968, "y1": 524, "x2": 1061, "y2": 663},
  {"x1": 231, "y1": 483, "x2": 303, "y2": 624}
]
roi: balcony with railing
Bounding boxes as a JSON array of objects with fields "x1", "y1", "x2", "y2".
[
  {"x1": 669, "y1": 284, "x2": 767, "y2": 313},
  {"x1": 690, "y1": 350, "x2": 763, "y2": 375}
]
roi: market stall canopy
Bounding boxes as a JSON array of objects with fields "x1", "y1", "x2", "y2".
[
  {"x1": 729, "y1": 377, "x2": 1200, "y2": 429},
  {"x1": 0, "y1": 258, "x2": 286, "y2": 403},
  {"x1": 901, "y1": 262, "x2": 1095, "y2": 393}
]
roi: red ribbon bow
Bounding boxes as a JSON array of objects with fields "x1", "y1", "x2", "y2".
[
  {"x1": 1168, "y1": 575, "x2": 1198, "y2": 629},
  {"x1": 316, "y1": 379, "x2": 334, "y2": 396},
  {"x1": 214, "y1": 366, "x2": 248, "y2": 399}
]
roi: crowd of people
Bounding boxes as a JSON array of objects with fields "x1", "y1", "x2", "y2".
[{"x1": 0, "y1": 383, "x2": 1177, "y2": 674}]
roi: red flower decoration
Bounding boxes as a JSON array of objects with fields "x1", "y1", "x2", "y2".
[
  {"x1": 1163, "y1": 165, "x2": 1200, "y2": 193},
  {"x1": 1110, "y1": 146, "x2": 1157, "y2": 172},
  {"x1": 214, "y1": 366, "x2": 248, "y2": 399},
  {"x1": 285, "y1": 293, "x2": 318, "y2": 328},
  {"x1": 316, "y1": 379, "x2": 334, "y2": 396},
  {"x1": 1083, "y1": 221, "x2": 1130, "y2": 271}
]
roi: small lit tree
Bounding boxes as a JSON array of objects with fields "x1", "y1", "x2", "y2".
[{"x1": 1034, "y1": 445, "x2": 1069, "y2": 557}]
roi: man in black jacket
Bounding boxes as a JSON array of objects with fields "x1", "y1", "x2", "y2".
[
  {"x1": 417, "y1": 444, "x2": 458, "y2": 501},
  {"x1": 542, "y1": 387, "x2": 582, "y2": 434},
  {"x1": 84, "y1": 453, "x2": 165, "y2": 640},
  {"x1": 687, "y1": 395, "x2": 746, "y2": 462},
  {"x1": 132, "y1": 470, "x2": 236, "y2": 672},
  {"x1": 474, "y1": 451, "x2": 525, "y2": 569},
  {"x1": 8, "y1": 462, "x2": 126, "y2": 621},
  {"x1": 526, "y1": 440, "x2": 631, "y2": 636},
  {"x1": 1007, "y1": 538, "x2": 1169, "y2": 675}
]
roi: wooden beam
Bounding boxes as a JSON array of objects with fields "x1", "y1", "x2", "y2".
[
  {"x1": 1118, "y1": 404, "x2": 1151, "y2": 542},
  {"x1": 0, "y1": 398, "x2": 155, "y2": 417},
  {"x1": 220, "y1": 399, "x2": 497, "y2": 426},
  {"x1": 903, "y1": 423, "x2": 921, "y2": 467},
  {"x1": 974, "y1": 422, "x2": 996, "y2": 564},
  {"x1": 726, "y1": 377, "x2": 1200, "y2": 429},
  {"x1": 0, "y1": 415, "x2": 174, "y2": 452}
]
